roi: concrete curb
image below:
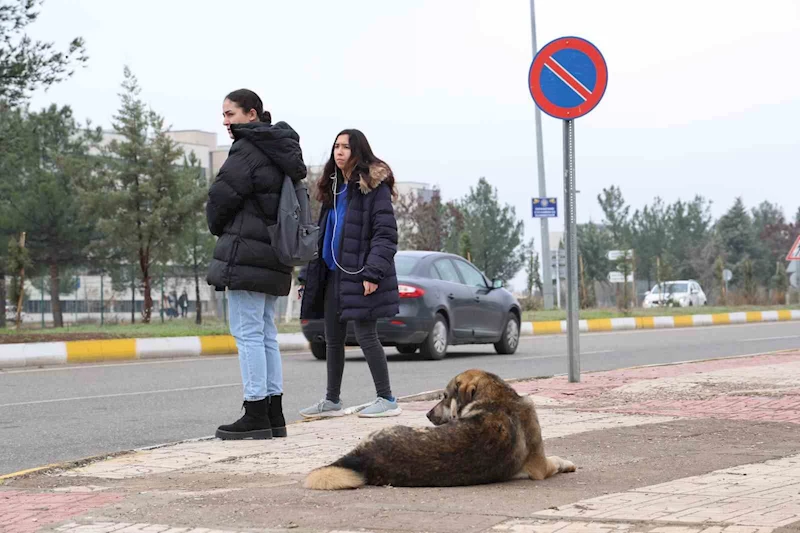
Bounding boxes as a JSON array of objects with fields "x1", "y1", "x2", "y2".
[
  {"x1": 0, "y1": 332, "x2": 309, "y2": 369},
  {"x1": 1, "y1": 310, "x2": 798, "y2": 369},
  {"x1": 522, "y1": 309, "x2": 800, "y2": 335}
]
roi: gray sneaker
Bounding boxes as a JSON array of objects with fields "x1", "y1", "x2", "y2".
[
  {"x1": 300, "y1": 399, "x2": 344, "y2": 419},
  {"x1": 357, "y1": 397, "x2": 402, "y2": 418}
]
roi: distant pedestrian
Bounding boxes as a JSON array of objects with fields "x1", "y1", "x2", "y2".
[
  {"x1": 206, "y1": 89, "x2": 307, "y2": 440},
  {"x1": 170, "y1": 290, "x2": 179, "y2": 318},
  {"x1": 298, "y1": 129, "x2": 401, "y2": 419},
  {"x1": 178, "y1": 290, "x2": 188, "y2": 318},
  {"x1": 166, "y1": 292, "x2": 176, "y2": 319}
]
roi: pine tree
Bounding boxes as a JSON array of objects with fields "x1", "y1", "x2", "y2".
[
  {"x1": 458, "y1": 178, "x2": 525, "y2": 281},
  {"x1": 742, "y1": 257, "x2": 756, "y2": 304},
  {"x1": 716, "y1": 198, "x2": 756, "y2": 276},
  {"x1": 524, "y1": 239, "x2": 542, "y2": 297},
  {"x1": 81, "y1": 68, "x2": 199, "y2": 323},
  {"x1": 0, "y1": 104, "x2": 101, "y2": 327},
  {"x1": 0, "y1": 0, "x2": 87, "y2": 105},
  {"x1": 172, "y1": 154, "x2": 214, "y2": 324}
]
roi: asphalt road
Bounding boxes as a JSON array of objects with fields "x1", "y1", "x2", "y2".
[{"x1": 1, "y1": 320, "x2": 799, "y2": 476}]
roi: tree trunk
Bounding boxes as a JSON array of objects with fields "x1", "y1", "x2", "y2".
[
  {"x1": 49, "y1": 262, "x2": 63, "y2": 328},
  {"x1": 0, "y1": 265, "x2": 6, "y2": 329},
  {"x1": 142, "y1": 270, "x2": 153, "y2": 323},
  {"x1": 140, "y1": 250, "x2": 152, "y2": 323}
]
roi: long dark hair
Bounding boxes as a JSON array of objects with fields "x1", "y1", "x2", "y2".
[
  {"x1": 315, "y1": 129, "x2": 395, "y2": 206},
  {"x1": 225, "y1": 89, "x2": 272, "y2": 124}
]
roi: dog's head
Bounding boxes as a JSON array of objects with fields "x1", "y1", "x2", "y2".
[{"x1": 426, "y1": 369, "x2": 507, "y2": 425}]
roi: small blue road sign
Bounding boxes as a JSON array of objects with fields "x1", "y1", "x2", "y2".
[
  {"x1": 529, "y1": 36, "x2": 608, "y2": 120},
  {"x1": 532, "y1": 197, "x2": 558, "y2": 218}
]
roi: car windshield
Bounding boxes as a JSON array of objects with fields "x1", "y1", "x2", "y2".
[
  {"x1": 395, "y1": 255, "x2": 421, "y2": 276},
  {"x1": 652, "y1": 282, "x2": 689, "y2": 294}
]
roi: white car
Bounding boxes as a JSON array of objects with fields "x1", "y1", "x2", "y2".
[{"x1": 643, "y1": 280, "x2": 707, "y2": 308}]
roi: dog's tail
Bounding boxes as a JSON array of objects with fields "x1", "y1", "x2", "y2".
[{"x1": 303, "y1": 465, "x2": 365, "y2": 490}]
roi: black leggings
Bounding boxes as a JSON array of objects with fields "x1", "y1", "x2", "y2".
[{"x1": 324, "y1": 271, "x2": 393, "y2": 403}]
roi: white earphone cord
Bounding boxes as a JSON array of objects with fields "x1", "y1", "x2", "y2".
[{"x1": 331, "y1": 168, "x2": 365, "y2": 275}]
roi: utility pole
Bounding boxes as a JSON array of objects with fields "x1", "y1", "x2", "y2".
[{"x1": 529, "y1": 0, "x2": 553, "y2": 309}]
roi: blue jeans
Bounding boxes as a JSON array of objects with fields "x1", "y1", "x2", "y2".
[{"x1": 227, "y1": 290, "x2": 283, "y2": 401}]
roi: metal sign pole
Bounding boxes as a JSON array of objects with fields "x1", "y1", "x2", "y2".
[
  {"x1": 563, "y1": 119, "x2": 580, "y2": 382},
  {"x1": 529, "y1": 35, "x2": 605, "y2": 383},
  {"x1": 556, "y1": 254, "x2": 561, "y2": 309}
]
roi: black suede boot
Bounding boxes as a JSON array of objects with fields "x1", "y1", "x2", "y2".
[
  {"x1": 216, "y1": 399, "x2": 272, "y2": 440},
  {"x1": 268, "y1": 395, "x2": 287, "y2": 437}
]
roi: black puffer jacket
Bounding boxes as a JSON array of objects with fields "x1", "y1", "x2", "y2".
[
  {"x1": 300, "y1": 163, "x2": 399, "y2": 322},
  {"x1": 206, "y1": 121, "x2": 307, "y2": 296}
]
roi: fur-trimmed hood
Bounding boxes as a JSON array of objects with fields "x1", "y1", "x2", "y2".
[{"x1": 356, "y1": 162, "x2": 393, "y2": 195}]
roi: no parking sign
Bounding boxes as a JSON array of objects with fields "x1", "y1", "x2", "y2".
[
  {"x1": 528, "y1": 36, "x2": 608, "y2": 383},
  {"x1": 529, "y1": 36, "x2": 608, "y2": 119}
]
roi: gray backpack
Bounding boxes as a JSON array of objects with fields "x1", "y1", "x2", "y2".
[{"x1": 266, "y1": 175, "x2": 320, "y2": 267}]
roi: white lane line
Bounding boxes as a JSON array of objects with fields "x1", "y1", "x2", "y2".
[
  {"x1": 0, "y1": 383, "x2": 241, "y2": 408},
  {"x1": 0, "y1": 351, "x2": 322, "y2": 374},
  {"x1": 510, "y1": 349, "x2": 612, "y2": 362},
  {"x1": 742, "y1": 335, "x2": 800, "y2": 342}
]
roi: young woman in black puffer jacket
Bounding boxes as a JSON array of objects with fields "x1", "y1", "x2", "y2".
[
  {"x1": 298, "y1": 129, "x2": 402, "y2": 419},
  {"x1": 206, "y1": 89, "x2": 306, "y2": 440}
]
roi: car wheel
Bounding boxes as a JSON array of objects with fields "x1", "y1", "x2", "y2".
[
  {"x1": 310, "y1": 342, "x2": 326, "y2": 360},
  {"x1": 494, "y1": 312, "x2": 520, "y2": 355},
  {"x1": 420, "y1": 314, "x2": 448, "y2": 360},
  {"x1": 396, "y1": 344, "x2": 418, "y2": 355}
]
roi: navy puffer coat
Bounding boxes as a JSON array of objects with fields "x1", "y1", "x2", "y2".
[
  {"x1": 300, "y1": 163, "x2": 399, "y2": 322},
  {"x1": 206, "y1": 121, "x2": 307, "y2": 296}
]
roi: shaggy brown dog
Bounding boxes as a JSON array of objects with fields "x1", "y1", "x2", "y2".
[{"x1": 304, "y1": 369, "x2": 576, "y2": 489}]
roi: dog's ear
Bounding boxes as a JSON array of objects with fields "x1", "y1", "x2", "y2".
[{"x1": 457, "y1": 380, "x2": 477, "y2": 406}]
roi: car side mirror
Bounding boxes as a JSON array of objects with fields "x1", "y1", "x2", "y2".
[
  {"x1": 645, "y1": 291, "x2": 651, "y2": 296},
  {"x1": 492, "y1": 279, "x2": 504, "y2": 289}
]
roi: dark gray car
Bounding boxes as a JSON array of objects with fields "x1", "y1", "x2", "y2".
[{"x1": 300, "y1": 251, "x2": 522, "y2": 360}]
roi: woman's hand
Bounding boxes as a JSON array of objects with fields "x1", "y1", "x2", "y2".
[{"x1": 363, "y1": 281, "x2": 378, "y2": 296}]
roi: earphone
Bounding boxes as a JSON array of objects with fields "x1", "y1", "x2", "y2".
[{"x1": 330, "y1": 167, "x2": 365, "y2": 275}]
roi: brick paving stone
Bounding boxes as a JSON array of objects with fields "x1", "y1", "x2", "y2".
[
  {"x1": 516, "y1": 352, "x2": 800, "y2": 403},
  {"x1": 534, "y1": 454, "x2": 800, "y2": 531},
  {"x1": 0, "y1": 491, "x2": 122, "y2": 533}
]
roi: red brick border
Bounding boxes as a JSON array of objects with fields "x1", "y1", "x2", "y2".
[{"x1": 0, "y1": 490, "x2": 122, "y2": 533}]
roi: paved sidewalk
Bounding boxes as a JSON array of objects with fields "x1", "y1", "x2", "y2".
[{"x1": 3, "y1": 350, "x2": 800, "y2": 533}]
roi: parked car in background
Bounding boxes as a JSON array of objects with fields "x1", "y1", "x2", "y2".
[
  {"x1": 300, "y1": 251, "x2": 522, "y2": 360},
  {"x1": 643, "y1": 280, "x2": 707, "y2": 308}
]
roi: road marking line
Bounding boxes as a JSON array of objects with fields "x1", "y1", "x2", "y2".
[
  {"x1": 511, "y1": 349, "x2": 612, "y2": 362},
  {"x1": 742, "y1": 335, "x2": 800, "y2": 342},
  {"x1": 0, "y1": 383, "x2": 241, "y2": 408},
  {"x1": 0, "y1": 350, "x2": 323, "y2": 374}
]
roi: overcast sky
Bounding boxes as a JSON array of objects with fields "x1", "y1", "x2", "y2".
[{"x1": 28, "y1": 0, "x2": 800, "y2": 289}]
